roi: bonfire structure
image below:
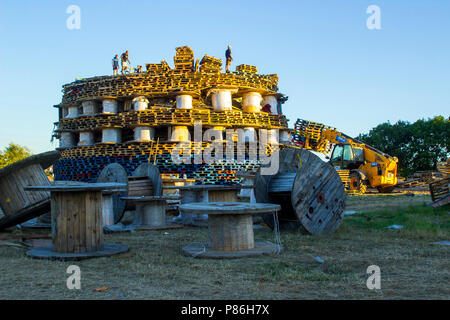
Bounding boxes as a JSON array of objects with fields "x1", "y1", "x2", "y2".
[
  {"x1": 51, "y1": 46, "x2": 346, "y2": 235},
  {"x1": 53, "y1": 46, "x2": 289, "y2": 184}
]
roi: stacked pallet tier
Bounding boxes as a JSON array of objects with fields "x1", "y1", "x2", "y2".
[{"x1": 236, "y1": 64, "x2": 257, "y2": 74}]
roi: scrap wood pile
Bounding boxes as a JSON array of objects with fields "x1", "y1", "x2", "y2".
[
  {"x1": 199, "y1": 55, "x2": 222, "y2": 74},
  {"x1": 437, "y1": 158, "x2": 450, "y2": 178}
]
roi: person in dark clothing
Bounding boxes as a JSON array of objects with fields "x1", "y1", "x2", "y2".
[
  {"x1": 225, "y1": 45, "x2": 233, "y2": 73},
  {"x1": 112, "y1": 55, "x2": 119, "y2": 76}
]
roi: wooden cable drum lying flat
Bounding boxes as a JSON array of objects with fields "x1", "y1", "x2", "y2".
[
  {"x1": 96, "y1": 163, "x2": 128, "y2": 224},
  {"x1": 0, "y1": 151, "x2": 61, "y2": 230},
  {"x1": 254, "y1": 148, "x2": 346, "y2": 234}
]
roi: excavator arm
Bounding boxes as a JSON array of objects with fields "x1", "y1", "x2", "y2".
[{"x1": 292, "y1": 119, "x2": 398, "y2": 192}]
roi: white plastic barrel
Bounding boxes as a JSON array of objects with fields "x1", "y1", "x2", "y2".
[
  {"x1": 176, "y1": 95, "x2": 193, "y2": 109},
  {"x1": 66, "y1": 106, "x2": 79, "y2": 119},
  {"x1": 102, "y1": 99, "x2": 118, "y2": 114},
  {"x1": 211, "y1": 90, "x2": 232, "y2": 112},
  {"x1": 134, "y1": 126, "x2": 155, "y2": 142},
  {"x1": 262, "y1": 95, "x2": 278, "y2": 115},
  {"x1": 132, "y1": 96, "x2": 149, "y2": 111},
  {"x1": 242, "y1": 92, "x2": 262, "y2": 113},
  {"x1": 60, "y1": 132, "x2": 75, "y2": 148},
  {"x1": 102, "y1": 128, "x2": 122, "y2": 144},
  {"x1": 170, "y1": 126, "x2": 190, "y2": 142},
  {"x1": 81, "y1": 100, "x2": 97, "y2": 115},
  {"x1": 78, "y1": 131, "x2": 94, "y2": 146}
]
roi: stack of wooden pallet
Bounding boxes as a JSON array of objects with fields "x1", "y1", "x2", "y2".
[
  {"x1": 174, "y1": 46, "x2": 194, "y2": 73},
  {"x1": 199, "y1": 55, "x2": 222, "y2": 74},
  {"x1": 236, "y1": 64, "x2": 257, "y2": 74},
  {"x1": 437, "y1": 159, "x2": 450, "y2": 178},
  {"x1": 146, "y1": 60, "x2": 171, "y2": 74}
]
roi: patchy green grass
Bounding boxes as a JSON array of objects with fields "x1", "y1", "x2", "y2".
[{"x1": 0, "y1": 196, "x2": 449, "y2": 300}]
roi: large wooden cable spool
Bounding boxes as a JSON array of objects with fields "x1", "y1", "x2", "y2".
[
  {"x1": 0, "y1": 151, "x2": 61, "y2": 230},
  {"x1": 96, "y1": 163, "x2": 128, "y2": 224},
  {"x1": 254, "y1": 148, "x2": 346, "y2": 234},
  {"x1": 130, "y1": 163, "x2": 163, "y2": 196},
  {"x1": 254, "y1": 148, "x2": 303, "y2": 230}
]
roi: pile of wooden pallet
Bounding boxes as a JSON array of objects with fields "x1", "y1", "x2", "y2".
[
  {"x1": 236, "y1": 64, "x2": 257, "y2": 74},
  {"x1": 199, "y1": 55, "x2": 222, "y2": 74},
  {"x1": 437, "y1": 159, "x2": 450, "y2": 178},
  {"x1": 56, "y1": 107, "x2": 289, "y2": 132},
  {"x1": 145, "y1": 60, "x2": 171, "y2": 74},
  {"x1": 174, "y1": 46, "x2": 194, "y2": 73},
  {"x1": 429, "y1": 177, "x2": 450, "y2": 207}
]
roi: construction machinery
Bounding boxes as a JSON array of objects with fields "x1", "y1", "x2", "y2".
[{"x1": 292, "y1": 119, "x2": 398, "y2": 194}]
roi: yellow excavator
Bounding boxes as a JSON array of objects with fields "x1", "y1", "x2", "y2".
[{"x1": 292, "y1": 119, "x2": 398, "y2": 194}]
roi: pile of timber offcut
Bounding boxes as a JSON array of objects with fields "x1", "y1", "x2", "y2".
[{"x1": 236, "y1": 64, "x2": 257, "y2": 74}]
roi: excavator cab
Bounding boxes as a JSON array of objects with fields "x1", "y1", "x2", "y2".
[{"x1": 330, "y1": 144, "x2": 365, "y2": 170}]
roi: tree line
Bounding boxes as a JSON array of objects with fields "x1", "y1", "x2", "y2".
[{"x1": 357, "y1": 116, "x2": 449, "y2": 177}]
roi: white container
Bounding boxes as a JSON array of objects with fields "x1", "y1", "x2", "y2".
[
  {"x1": 176, "y1": 95, "x2": 193, "y2": 109},
  {"x1": 242, "y1": 92, "x2": 262, "y2": 113},
  {"x1": 60, "y1": 132, "x2": 75, "y2": 148},
  {"x1": 170, "y1": 126, "x2": 190, "y2": 142},
  {"x1": 102, "y1": 128, "x2": 122, "y2": 144},
  {"x1": 66, "y1": 106, "x2": 79, "y2": 119},
  {"x1": 262, "y1": 95, "x2": 278, "y2": 115},
  {"x1": 134, "y1": 126, "x2": 155, "y2": 141},
  {"x1": 82, "y1": 100, "x2": 97, "y2": 115},
  {"x1": 102, "y1": 99, "x2": 118, "y2": 114},
  {"x1": 78, "y1": 131, "x2": 94, "y2": 146},
  {"x1": 211, "y1": 90, "x2": 232, "y2": 112},
  {"x1": 132, "y1": 96, "x2": 149, "y2": 111}
]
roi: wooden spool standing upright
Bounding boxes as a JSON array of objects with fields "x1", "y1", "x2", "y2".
[
  {"x1": 0, "y1": 151, "x2": 60, "y2": 230},
  {"x1": 254, "y1": 148, "x2": 346, "y2": 234},
  {"x1": 97, "y1": 163, "x2": 128, "y2": 225}
]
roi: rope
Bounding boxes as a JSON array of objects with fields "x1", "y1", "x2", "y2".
[{"x1": 191, "y1": 242, "x2": 207, "y2": 258}]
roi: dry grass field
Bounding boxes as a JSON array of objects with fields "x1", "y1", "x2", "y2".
[{"x1": 0, "y1": 194, "x2": 448, "y2": 300}]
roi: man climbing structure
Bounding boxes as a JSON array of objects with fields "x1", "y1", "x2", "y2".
[
  {"x1": 225, "y1": 45, "x2": 233, "y2": 73},
  {"x1": 121, "y1": 50, "x2": 131, "y2": 74}
]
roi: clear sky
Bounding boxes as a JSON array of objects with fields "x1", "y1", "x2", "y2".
[{"x1": 0, "y1": 0, "x2": 449, "y2": 153}]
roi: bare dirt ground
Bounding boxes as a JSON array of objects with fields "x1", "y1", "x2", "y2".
[{"x1": 0, "y1": 194, "x2": 448, "y2": 300}]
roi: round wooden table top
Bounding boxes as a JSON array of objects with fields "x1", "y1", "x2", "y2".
[
  {"x1": 24, "y1": 182, "x2": 127, "y2": 192},
  {"x1": 178, "y1": 202, "x2": 280, "y2": 215},
  {"x1": 163, "y1": 184, "x2": 253, "y2": 190},
  {"x1": 121, "y1": 195, "x2": 181, "y2": 202}
]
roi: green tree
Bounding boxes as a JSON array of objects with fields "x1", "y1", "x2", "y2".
[
  {"x1": 0, "y1": 143, "x2": 34, "y2": 169},
  {"x1": 357, "y1": 116, "x2": 449, "y2": 176}
]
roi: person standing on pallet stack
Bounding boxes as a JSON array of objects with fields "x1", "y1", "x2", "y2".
[
  {"x1": 225, "y1": 45, "x2": 233, "y2": 73},
  {"x1": 121, "y1": 50, "x2": 131, "y2": 74},
  {"x1": 112, "y1": 54, "x2": 119, "y2": 76}
]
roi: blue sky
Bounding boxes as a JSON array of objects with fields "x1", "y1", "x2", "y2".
[{"x1": 0, "y1": 0, "x2": 449, "y2": 153}]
